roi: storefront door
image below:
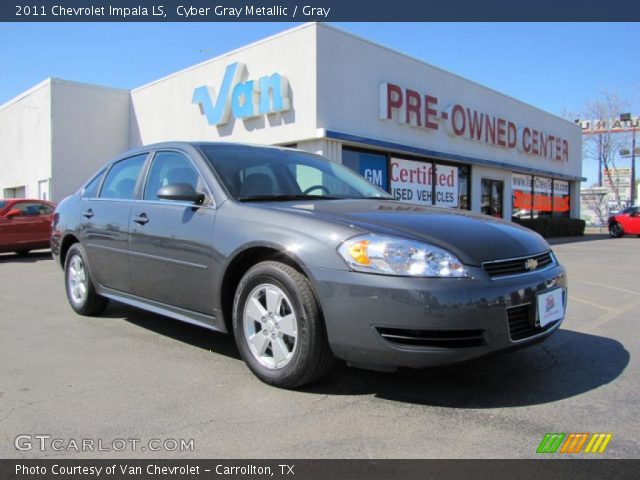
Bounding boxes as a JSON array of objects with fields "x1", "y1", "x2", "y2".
[{"x1": 481, "y1": 179, "x2": 503, "y2": 218}]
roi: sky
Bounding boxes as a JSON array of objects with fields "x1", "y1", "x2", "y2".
[{"x1": 1, "y1": 22, "x2": 639, "y2": 185}]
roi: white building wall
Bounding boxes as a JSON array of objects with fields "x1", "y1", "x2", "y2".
[
  {"x1": 315, "y1": 24, "x2": 582, "y2": 180},
  {"x1": 0, "y1": 80, "x2": 52, "y2": 200},
  {"x1": 297, "y1": 138, "x2": 342, "y2": 163},
  {"x1": 50, "y1": 80, "x2": 130, "y2": 201},
  {"x1": 130, "y1": 24, "x2": 320, "y2": 148}
]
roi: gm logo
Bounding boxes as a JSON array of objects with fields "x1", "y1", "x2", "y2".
[
  {"x1": 537, "y1": 432, "x2": 613, "y2": 454},
  {"x1": 364, "y1": 169, "x2": 384, "y2": 187},
  {"x1": 192, "y1": 62, "x2": 291, "y2": 127}
]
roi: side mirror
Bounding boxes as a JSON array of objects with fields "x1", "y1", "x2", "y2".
[
  {"x1": 5, "y1": 208, "x2": 21, "y2": 219},
  {"x1": 156, "y1": 183, "x2": 205, "y2": 204}
]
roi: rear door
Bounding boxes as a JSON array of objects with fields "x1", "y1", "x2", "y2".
[
  {"x1": 25, "y1": 202, "x2": 54, "y2": 245},
  {"x1": 81, "y1": 154, "x2": 148, "y2": 293},
  {"x1": 617, "y1": 207, "x2": 637, "y2": 234},
  {"x1": 129, "y1": 150, "x2": 216, "y2": 315}
]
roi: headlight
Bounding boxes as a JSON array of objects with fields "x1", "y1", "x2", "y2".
[{"x1": 337, "y1": 234, "x2": 468, "y2": 277}]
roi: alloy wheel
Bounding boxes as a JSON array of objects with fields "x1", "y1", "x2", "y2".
[
  {"x1": 67, "y1": 255, "x2": 88, "y2": 306},
  {"x1": 243, "y1": 283, "x2": 298, "y2": 369}
]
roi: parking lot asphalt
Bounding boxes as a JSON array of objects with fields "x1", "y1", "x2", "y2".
[{"x1": 1, "y1": 236, "x2": 638, "y2": 459}]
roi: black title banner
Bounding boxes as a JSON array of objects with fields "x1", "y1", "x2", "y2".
[
  {"x1": 3, "y1": 0, "x2": 640, "y2": 21},
  {"x1": 2, "y1": 460, "x2": 640, "y2": 480}
]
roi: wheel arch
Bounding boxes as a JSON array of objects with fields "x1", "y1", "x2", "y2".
[
  {"x1": 217, "y1": 243, "x2": 317, "y2": 334},
  {"x1": 59, "y1": 233, "x2": 80, "y2": 268}
]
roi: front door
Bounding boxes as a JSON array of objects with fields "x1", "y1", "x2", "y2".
[
  {"x1": 129, "y1": 150, "x2": 216, "y2": 315},
  {"x1": 481, "y1": 179, "x2": 504, "y2": 218},
  {"x1": 622, "y1": 207, "x2": 640, "y2": 234},
  {"x1": 0, "y1": 201, "x2": 54, "y2": 251}
]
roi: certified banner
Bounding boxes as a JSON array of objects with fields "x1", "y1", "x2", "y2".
[{"x1": 390, "y1": 158, "x2": 458, "y2": 207}]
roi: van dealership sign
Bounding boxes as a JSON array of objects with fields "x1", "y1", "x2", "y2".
[
  {"x1": 379, "y1": 83, "x2": 569, "y2": 162},
  {"x1": 193, "y1": 62, "x2": 290, "y2": 126}
]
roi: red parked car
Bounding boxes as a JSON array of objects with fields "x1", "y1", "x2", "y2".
[
  {"x1": 0, "y1": 199, "x2": 56, "y2": 254},
  {"x1": 608, "y1": 206, "x2": 640, "y2": 238}
]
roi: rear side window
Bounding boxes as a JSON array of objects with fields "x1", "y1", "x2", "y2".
[
  {"x1": 99, "y1": 154, "x2": 147, "y2": 200},
  {"x1": 10, "y1": 202, "x2": 52, "y2": 216},
  {"x1": 82, "y1": 170, "x2": 105, "y2": 199}
]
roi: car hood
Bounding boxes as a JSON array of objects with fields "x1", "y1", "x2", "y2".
[{"x1": 267, "y1": 199, "x2": 550, "y2": 266}]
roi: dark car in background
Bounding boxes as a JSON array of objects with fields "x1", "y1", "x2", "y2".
[
  {"x1": 51, "y1": 142, "x2": 567, "y2": 388},
  {"x1": 0, "y1": 199, "x2": 56, "y2": 255},
  {"x1": 608, "y1": 206, "x2": 640, "y2": 238}
]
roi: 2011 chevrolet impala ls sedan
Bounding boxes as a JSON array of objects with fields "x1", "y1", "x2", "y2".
[{"x1": 51, "y1": 142, "x2": 567, "y2": 388}]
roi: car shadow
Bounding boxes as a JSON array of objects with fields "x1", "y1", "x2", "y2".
[
  {"x1": 305, "y1": 329, "x2": 629, "y2": 408},
  {"x1": 0, "y1": 250, "x2": 52, "y2": 263},
  {"x1": 102, "y1": 302, "x2": 242, "y2": 360},
  {"x1": 547, "y1": 234, "x2": 610, "y2": 245},
  {"x1": 98, "y1": 302, "x2": 629, "y2": 408}
]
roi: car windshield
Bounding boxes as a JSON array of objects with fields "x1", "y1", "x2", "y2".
[
  {"x1": 198, "y1": 145, "x2": 391, "y2": 201},
  {"x1": 0, "y1": 201, "x2": 7, "y2": 209}
]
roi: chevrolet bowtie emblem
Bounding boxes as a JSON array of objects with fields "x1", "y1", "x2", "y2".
[{"x1": 525, "y1": 258, "x2": 538, "y2": 270}]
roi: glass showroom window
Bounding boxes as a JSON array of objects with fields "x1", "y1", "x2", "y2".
[
  {"x1": 388, "y1": 156, "x2": 469, "y2": 209},
  {"x1": 433, "y1": 163, "x2": 458, "y2": 207},
  {"x1": 533, "y1": 176, "x2": 553, "y2": 218},
  {"x1": 512, "y1": 173, "x2": 533, "y2": 219},
  {"x1": 342, "y1": 148, "x2": 388, "y2": 190},
  {"x1": 552, "y1": 180, "x2": 570, "y2": 218}
]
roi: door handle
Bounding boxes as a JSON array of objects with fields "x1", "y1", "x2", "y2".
[
  {"x1": 82, "y1": 208, "x2": 94, "y2": 219},
  {"x1": 133, "y1": 213, "x2": 149, "y2": 225}
]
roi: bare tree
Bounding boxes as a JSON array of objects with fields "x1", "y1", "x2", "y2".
[{"x1": 581, "y1": 91, "x2": 630, "y2": 208}]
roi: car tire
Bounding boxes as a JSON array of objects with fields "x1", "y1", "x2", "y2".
[
  {"x1": 609, "y1": 222, "x2": 624, "y2": 238},
  {"x1": 232, "y1": 261, "x2": 335, "y2": 388},
  {"x1": 64, "y1": 243, "x2": 109, "y2": 316}
]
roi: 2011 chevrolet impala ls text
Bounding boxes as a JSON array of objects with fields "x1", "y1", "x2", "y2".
[{"x1": 51, "y1": 142, "x2": 567, "y2": 388}]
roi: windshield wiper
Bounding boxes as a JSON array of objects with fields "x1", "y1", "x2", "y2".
[{"x1": 237, "y1": 194, "x2": 342, "y2": 202}]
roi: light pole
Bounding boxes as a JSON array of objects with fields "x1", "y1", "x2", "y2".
[{"x1": 620, "y1": 113, "x2": 636, "y2": 206}]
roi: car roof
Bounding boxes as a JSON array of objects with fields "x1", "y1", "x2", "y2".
[
  {"x1": 148, "y1": 141, "x2": 292, "y2": 149},
  {"x1": 115, "y1": 141, "x2": 296, "y2": 159},
  {"x1": 1, "y1": 198, "x2": 55, "y2": 204}
]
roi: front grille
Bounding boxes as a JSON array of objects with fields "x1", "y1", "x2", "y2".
[
  {"x1": 506, "y1": 304, "x2": 558, "y2": 341},
  {"x1": 483, "y1": 251, "x2": 554, "y2": 278},
  {"x1": 376, "y1": 327, "x2": 486, "y2": 348}
]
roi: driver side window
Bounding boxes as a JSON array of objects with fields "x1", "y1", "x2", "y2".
[
  {"x1": 11, "y1": 202, "x2": 51, "y2": 216},
  {"x1": 144, "y1": 151, "x2": 203, "y2": 201}
]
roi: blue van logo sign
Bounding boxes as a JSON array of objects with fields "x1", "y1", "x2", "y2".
[{"x1": 192, "y1": 62, "x2": 291, "y2": 127}]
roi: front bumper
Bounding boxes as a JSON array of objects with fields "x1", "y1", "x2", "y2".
[{"x1": 308, "y1": 263, "x2": 567, "y2": 370}]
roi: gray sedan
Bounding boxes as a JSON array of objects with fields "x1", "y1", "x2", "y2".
[{"x1": 51, "y1": 142, "x2": 567, "y2": 388}]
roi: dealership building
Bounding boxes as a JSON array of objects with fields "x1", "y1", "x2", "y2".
[{"x1": 0, "y1": 23, "x2": 582, "y2": 220}]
